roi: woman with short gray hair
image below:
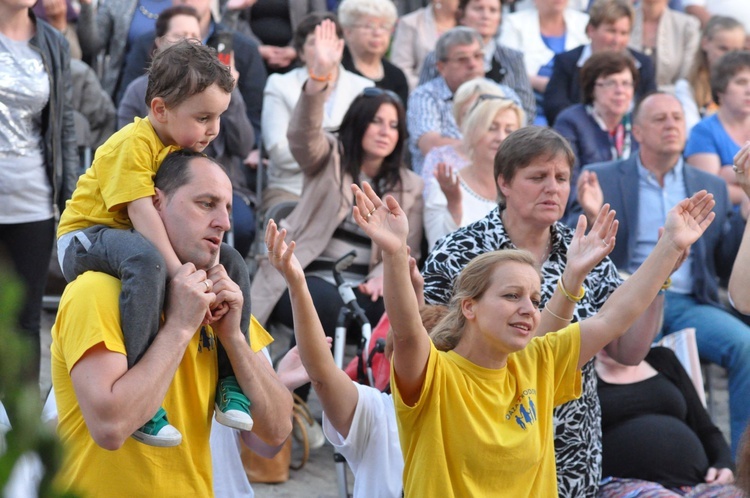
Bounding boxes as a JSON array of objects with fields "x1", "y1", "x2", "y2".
[{"x1": 339, "y1": 0, "x2": 409, "y2": 106}]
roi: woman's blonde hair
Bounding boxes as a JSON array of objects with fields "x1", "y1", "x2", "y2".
[
  {"x1": 430, "y1": 250, "x2": 541, "y2": 352},
  {"x1": 688, "y1": 16, "x2": 745, "y2": 110},
  {"x1": 452, "y1": 77, "x2": 513, "y2": 126},
  {"x1": 462, "y1": 98, "x2": 525, "y2": 163}
]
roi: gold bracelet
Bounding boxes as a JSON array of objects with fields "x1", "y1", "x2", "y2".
[
  {"x1": 661, "y1": 277, "x2": 672, "y2": 291},
  {"x1": 307, "y1": 69, "x2": 333, "y2": 82},
  {"x1": 544, "y1": 302, "x2": 573, "y2": 322},
  {"x1": 558, "y1": 278, "x2": 585, "y2": 303}
]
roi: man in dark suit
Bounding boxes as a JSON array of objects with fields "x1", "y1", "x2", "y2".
[
  {"x1": 543, "y1": 0, "x2": 656, "y2": 125},
  {"x1": 116, "y1": 0, "x2": 267, "y2": 144},
  {"x1": 574, "y1": 92, "x2": 750, "y2": 457}
]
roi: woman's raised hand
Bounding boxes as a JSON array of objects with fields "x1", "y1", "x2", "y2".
[
  {"x1": 352, "y1": 182, "x2": 409, "y2": 255},
  {"x1": 662, "y1": 190, "x2": 716, "y2": 251},
  {"x1": 265, "y1": 220, "x2": 305, "y2": 284},
  {"x1": 309, "y1": 19, "x2": 344, "y2": 80},
  {"x1": 566, "y1": 203, "x2": 618, "y2": 276}
]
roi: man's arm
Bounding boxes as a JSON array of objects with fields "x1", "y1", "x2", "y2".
[
  {"x1": 128, "y1": 197, "x2": 183, "y2": 276},
  {"x1": 70, "y1": 265, "x2": 213, "y2": 450},
  {"x1": 207, "y1": 264, "x2": 293, "y2": 450}
]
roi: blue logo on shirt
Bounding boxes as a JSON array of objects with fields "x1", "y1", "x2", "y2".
[{"x1": 505, "y1": 390, "x2": 538, "y2": 430}]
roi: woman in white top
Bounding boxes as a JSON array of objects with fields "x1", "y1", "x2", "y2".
[
  {"x1": 261, "y1": 12, "x2": 373, "y2": 210},
  {"x1": 499, "y1": 0, "x2": 589, "y2": 95},
  {"x1": 424, "y1": 96, "x2": 525, "y2": 249}
]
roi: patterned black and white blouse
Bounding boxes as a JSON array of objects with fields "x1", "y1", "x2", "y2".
[{"x1": 423, "y1": 206, "x2": 624, "y2": 498}]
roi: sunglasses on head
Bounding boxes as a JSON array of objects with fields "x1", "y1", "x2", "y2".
[
  {"x1": 468, "y1": 93, "x2": 511, "y2": 115},
  {"x1": 361, "y1": 87, "x2": 403, "y2": 106}
]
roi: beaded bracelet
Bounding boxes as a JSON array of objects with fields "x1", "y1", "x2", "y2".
[
  {"x1": 558, "y1": 278, "x2": 585, "y2": 303},
  {"x1": 544, "y1": 303, "x2": 573, "y2": 322},
  {"x1": 308, "y1": 69, "x2": 333, "y2": 82}
]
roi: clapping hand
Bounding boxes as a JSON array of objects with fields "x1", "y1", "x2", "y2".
[
  {"x1": 577, "y1": 170, "x2": 604, "y2": 225},
  {"x1": 566, "y1": 204, "x2": 618, "y2": 277},
  {"x1": 352, "y1": 182, "x2": 409, "y2": 256},
  {"x1": 662, "y1": 190, "x2": 715, "y2": 251}
]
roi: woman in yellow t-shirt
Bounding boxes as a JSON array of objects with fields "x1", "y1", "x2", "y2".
[{"x1": 350, "y1": 148, "x2": 716, "y2": 496}]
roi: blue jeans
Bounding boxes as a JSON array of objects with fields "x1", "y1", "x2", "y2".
[{"x1": 663, "y1": 291, "x2": 750, "y2": 456}]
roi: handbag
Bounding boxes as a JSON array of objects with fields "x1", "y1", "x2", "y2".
[{"x1": 241, "y1": 394, "x2": 312, "y2": 483}]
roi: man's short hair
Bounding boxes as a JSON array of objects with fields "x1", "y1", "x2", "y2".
[
  {"x1": 145, "y1": 40, "x2": 234, "y2": 109},
  {"x1": 711, "y1": 50, "x2": 750, "y2": 105},
  {"x1": 435, "y1": 26, "x2": 484, "y2": 62},
  {"x1": 292, "y1": 12, "x2": 343, "y2": 57},
  {"x1": 631, "y1": 90, "x2": 680, "y2": 124},
  {"x1": 155, "y1": 149, "x2": 223, "y2": 196},
  {"x1": 587, "y1": 0, "x2": 634, "y2": 29}
]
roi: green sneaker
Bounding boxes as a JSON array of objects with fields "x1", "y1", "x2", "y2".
[
  {"x1": 132, "y1": 407, "x2": 182, "y2": 447},
  {"x1": 215, "y1": 376, "x2": 253, "y2": 431}
]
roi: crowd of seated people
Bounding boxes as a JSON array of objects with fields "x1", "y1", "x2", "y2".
[{"x1": 5, "y1": 0, "x2": 750, "y2": 496}]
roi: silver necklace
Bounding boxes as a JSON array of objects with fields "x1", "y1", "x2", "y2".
[{"x1": 138, "y1": 3, "x2": 160, "y2": 20}]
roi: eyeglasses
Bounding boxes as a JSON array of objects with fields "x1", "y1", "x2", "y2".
[
  {"x1": 353, "y1": 22, "x2": 394, "y2": 33},
  {"x1": 443, "y1": 51, "x2": 485, "y2": 65},
  {"x1": 468, "y1": 93, "x2": 511, "y2": 115},
  {"x1": 362, "y1": 87, "x2": 404, "y2": 106},
  {"x1": 595, "y1": 80, "x2": 635, "y2": 90}
]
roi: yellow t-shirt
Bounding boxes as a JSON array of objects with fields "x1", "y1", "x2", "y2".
[
  {"x1": 392, "y1": 324, "x2": 582, "y2": 498},
  {"x1": 51, "y1": 272, "x2": 272, "y2": 497},
  {"x1": 57, "y1": 117, "x2": 179, "y2": 237}
]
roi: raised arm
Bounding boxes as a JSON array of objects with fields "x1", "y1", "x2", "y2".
[
  {"x1": 264, "y1": 220, "x2": 359, "y2": 438},
  {"x1": 352, "y1": 183, "x2": 430, "y2": 407},
  {"x1": 286, "y1": 19, "x2": 343, "y2": 177},
  {"x1": 577, "y1": 191, "x2": 716, "y2": 369},
  {"x1": 538, "y1": 204, "x2": 618, "y2": 335}
]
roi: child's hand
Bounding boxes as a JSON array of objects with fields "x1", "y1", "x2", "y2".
[{"x1": 265, "y1": 220, "x2": 305, "y2": 284}]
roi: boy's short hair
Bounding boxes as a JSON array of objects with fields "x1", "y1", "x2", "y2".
[{"x1": 145, "y1": 40, "x2": 234, "y2": 109}]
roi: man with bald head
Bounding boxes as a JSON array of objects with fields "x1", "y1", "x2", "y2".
[{"x1": 574, "y1": 91, "x2": 750, "y2": 456}]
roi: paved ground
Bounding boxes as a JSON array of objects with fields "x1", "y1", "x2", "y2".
[{"x1": 40, "y1": 310, "x2": 730, "y2": 498}]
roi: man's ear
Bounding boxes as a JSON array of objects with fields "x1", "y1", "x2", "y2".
[
  {"x1": 436, "y1": 59, "x2": 446, "y2": 77},
  {"x1": 150, "y1": 97, "x2": 168, "y2": 123},
  {"x1": 153, "y1": 188, "x2": 166, "y2": 211}
]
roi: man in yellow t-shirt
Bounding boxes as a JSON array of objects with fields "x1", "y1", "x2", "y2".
[
  {"x1": 51, "y1": 153, "x2": 292, "y2": 497},
  {"x1": 393, "y1": 325, "x2": 582, "y2": 498}
]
